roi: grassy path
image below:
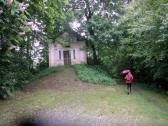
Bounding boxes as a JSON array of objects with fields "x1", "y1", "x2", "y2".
[
  {"x1": 0, "y1": 67, "x2": 168, "y2": 126},
  {"x1": 134, "y1": 84, "x2": 168, "y2": 113}
]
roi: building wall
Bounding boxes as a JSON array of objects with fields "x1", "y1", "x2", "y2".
[
  {"x1": 70, "y1": 42, "x2": 87, "y2": 65},
  {"x1": 49, "y1": 42, "x2": 87, "y2": 67},
  {"x1": 49, "y1": 43, "x2": 64, "y2": 67}
]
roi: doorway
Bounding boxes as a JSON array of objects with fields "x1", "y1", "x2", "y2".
[{"x1": 63, "y1": 50, "x2": 71, "y2": 65}]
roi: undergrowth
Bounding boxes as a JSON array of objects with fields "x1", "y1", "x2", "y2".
[
  {"x1": 74, "y1": 65, "x2": 116, "y2": 86},
  {"x1": 31, "y1": 66, "x2": 66, "y2": 81}
]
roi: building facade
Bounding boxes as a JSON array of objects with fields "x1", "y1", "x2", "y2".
[{"x1": 49, "y1": 41, "x2": 87, "y2": 67}]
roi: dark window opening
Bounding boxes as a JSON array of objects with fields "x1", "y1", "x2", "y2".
[
  {"x1": 59, "y1": 50, "x2": 61, "y2": 60},
  {"x1": 73, "y1": 50, "x2": 75, "y2": 59}
]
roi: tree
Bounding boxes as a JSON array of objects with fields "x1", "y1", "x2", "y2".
[
  {"x1": 0, "y1": 0, "x2": 71, "y2": 98},
  {"x1": 104, "y1": 0, "x2": 168, "y2": 84},
  {"x1": 68, "y1": 0, "x2": 127, "y2": 64}
]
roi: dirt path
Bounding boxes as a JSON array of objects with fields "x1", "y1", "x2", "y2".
[{"x1": 25, "y1": 67, "x2": 91, "y2": 92}]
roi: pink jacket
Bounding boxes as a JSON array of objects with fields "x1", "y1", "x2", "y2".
[{"x1": 125, "y1": 72, "x2": 134, "y2": 84}]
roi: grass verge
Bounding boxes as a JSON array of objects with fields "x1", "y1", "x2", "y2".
[{"x1": 74, "y1": 64, "x2": 116, "y2": 86}]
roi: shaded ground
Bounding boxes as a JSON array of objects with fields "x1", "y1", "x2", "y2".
[{"x1": 0, "y1": 67, "x2": 168, "y2": 126}]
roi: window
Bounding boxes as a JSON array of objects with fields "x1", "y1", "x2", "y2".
[
  {"x1": 73, "y1": 49, "x2": 75, "y2": 59},
  {"x1": 59, "y1": 50, "x2": 61, "y2": 60}
]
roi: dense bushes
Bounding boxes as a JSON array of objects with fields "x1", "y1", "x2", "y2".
[
  {"x1": 74, "y1": 65, "x2": 116, "y2": 86},
  {"x1": 0, "y1": 51, "x2": 33, "y2": 99},
  {"x1": 121, "y1": 0, "x2": 168, "y2": 84},
  {"x1": 87, "y1": 0, "x2": 168, "y2": 88},
  {"x1": 0, "y1": 0, "x2": 70, "y2": 99}
]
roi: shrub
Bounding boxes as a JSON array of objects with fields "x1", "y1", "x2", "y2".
[{"x1": 0, "y1": 72, "x2": 16, "y2": 99}]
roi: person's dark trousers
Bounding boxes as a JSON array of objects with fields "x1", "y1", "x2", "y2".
[{"x1": 127, "y1": 83, "x2": 132, "y2": 94}]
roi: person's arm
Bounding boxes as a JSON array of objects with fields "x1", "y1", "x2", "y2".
[{"x1": 131, "y1": 74, "x2": 134, "y2": 82}]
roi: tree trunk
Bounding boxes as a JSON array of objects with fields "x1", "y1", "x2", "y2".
[
  {"x1": 84, "y1": 0, "x2": 99, "y2": 64},
  {"x1": 91, "y1": 44, "x2": 98, "y2": 64},
  {"x1": 88, "y1": 27, "x2": 99, "y2": 64},
  {"x1": 26, "y1": 35, "x2": 31, "y2": 71}
]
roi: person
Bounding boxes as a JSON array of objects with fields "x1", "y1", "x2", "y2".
[{"x1": 124, "y1": 70, "x2": 134, "y2": 94}]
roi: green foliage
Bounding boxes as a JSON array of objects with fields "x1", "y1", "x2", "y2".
[
  {"x1": 69, "y1": 0, "x2": 126, "y2": 64},
  {"x1": 87, "y1": 0, "x2": 168, "y2": 85},
  {"x1": 0, "y1": 72, "x2": 16, "y2": 99},
  {"x1": 1, "y1": 0, "x2": 168, "y2": 98},
  {"x1": 32, "y1": 66, "x2": 66, "y2": 81},
  {"x1": 74, "y1": 65, "x2": 116, "y2": 86},
  {"x1": 0, "y1": 50, "x2": 33, "y2": 99},
  {"x1": 0, "y1": 0, "x2": 72, "y2": 99},
  {"x1": 117, "y1": 0, "x2": 168, "y2": 82},
  {"x1": 55, "y1": 34, "x2": 74, "y2": 47}
]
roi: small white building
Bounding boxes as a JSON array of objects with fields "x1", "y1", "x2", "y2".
[{"x1": 49, "y1": 32, "x2": 87, "y2": 67}]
